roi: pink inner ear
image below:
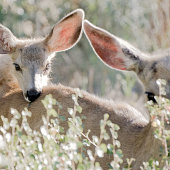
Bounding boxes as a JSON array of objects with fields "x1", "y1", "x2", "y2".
[
  {"x1": 86, "y1": 28, "x2": 126, "y2": 70},
  {"x1": 49, "y1": 16, "x2": 82, "y2": 52},
  {"x1": 0, "y1": 26, "x2": 15, "y2": 54},
  {"x1": 53, "y1": 21, "x2": 75, "y2": 49}
]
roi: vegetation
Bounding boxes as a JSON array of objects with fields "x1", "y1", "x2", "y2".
[
  {"x1": 0, "y1": 81, "x2": 169, "y2": 169},
  {"x1": 0, "y1": 0, "x2": 170, "y2": 169},
  {"x1": 0, "y1": 89, "x2": 124, "y2": 169}
]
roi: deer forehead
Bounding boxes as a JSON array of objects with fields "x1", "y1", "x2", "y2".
[
  {"x1": 153, "y1": 56, "x2": 170, "y2": 74},
  {"x1": 142, "y1": 57, "x2": 170, "y2": 86},
  {"x1": 22, "y1": 46, "x2": 45, "y2": 63},
  {"x1": 15, "y1": 42, "x2": 49, "y2": 67}
]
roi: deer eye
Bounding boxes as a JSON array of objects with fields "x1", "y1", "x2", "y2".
[{"x1": 13, "y1": 63, "x2": 21, "y2": 71}]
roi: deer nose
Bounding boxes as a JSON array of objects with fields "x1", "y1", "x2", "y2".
[{"x1": 27, "y1": 89, "x2": 41, "y2": 102}]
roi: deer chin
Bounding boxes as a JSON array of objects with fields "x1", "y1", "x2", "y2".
[
  {"x1": 23, "y1": 89, "x2": 42, "y2": 103},
  {"x1": 24, "y1": 94, "x2": 31, "y2": 102}
]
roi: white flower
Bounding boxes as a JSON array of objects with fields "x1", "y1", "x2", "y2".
[
  {"x1": 156, "y1": 119, "x2": 161, "y2": 126},
  {"x1": 10, "y1": 119, "x2": 17, "y2": 128},
  {"x1": 38, "y1": 143, "x2": 43, "y2": 152},
  {"x1": 63, "y1": 145, "x2": 69, "y2": 150},
  {"x1": 38, "y1": 165, "x2": 43, "y2": 170},
  {"x1": 155, "y1": 161, "x2": 159, "y2": 166},
  {"x1": 92, "y1": 136, "x2": 99, "y2": 143},
  {"x1": 44, "y1": 158, "x2": 48, "y2": 165},
  {"x1": 30, "y1": 140, "x2": 34, "y2": 144},
  {"x1": 40, "y1": 126, "x2": 47, "y2": 136},
  {"x1": 156, "y1": 79, "x2": 161, "y2": 86},
  {"x1": 0, "y1": 154, "x2": 8, "y2": 167},
  {"x1": 66, "y1": 160, "x2": 71, "y2": 166},
  {"x1": 26, "y1": 166, "x2": 30, "y2": 170},
  {"x1": 47, "y1": 104, "x2": 52, "y2": 109},
  {"x1": 21, "y1": 149, "x2": 25, "y2": 156},
  {"x1": 52, "y1": 156, "x2": 58, "y2": 162},
  {"x1": 10, "y1": 108, "x2": 15, "y2": 114},
  {"x1": 0, "y1": 127, "x2": 6, "y2": 134},
  {"x1": 0, "y1": 136, "x2": 5, "y2": 150},
  {"x1": 68, "y1": 108, "x2": 73, "y2": 116},
  {"x1": 87, "y1": 150, "x2": 94, "y2": 161},
  {"x1": 96, "y1": 147, "x2": 104, "y2": 157},
  {"x1": 22, "y1": 110, "x2": 31, "y2": 117},
  {"x1": 26, "y1": 141, "x2": 30, "y2": 146},
  {"x1": 68, "y1": 152, "x2": 74, "y2": 160},
  {"x1": 69, "y1": 142, "x2": 77, "y2": 150},
  {"x1": 5, "y1": 133, "x2": 11, "y2": 142},
  {"x1": 96, "y1": 167, "x2": 102, "y2": 170}
]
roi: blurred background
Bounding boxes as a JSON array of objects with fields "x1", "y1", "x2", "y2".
[{"x1": 1, "y1": 0, "x2": 170, "y2": 105}]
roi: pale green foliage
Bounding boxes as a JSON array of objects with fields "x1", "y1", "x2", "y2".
[
  {"x1": 0, "y1": 83, "x2": 169, "y2": 169},
  {"x1": 0, "y1": 89, "x2": 123, "y2": 170},
  {"x1": 142, "y1": 79, "x2": 170, "y2": 169}
]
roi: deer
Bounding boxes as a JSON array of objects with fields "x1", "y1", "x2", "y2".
[
  {"x1": 0, "y1": 84, "x2": 158, "y2": 170},
  {"x1": 0, "y1": 9, "x2": 84, "y2": 102},
  {"x1": 83, "y1": 20, "x2": 170, "y2": 168},
  {"x1": 0, "y1": 18, "x2": 170, "y2": 168},
  {"x1": 0, "y1": 20, "x2": 169, "y2": 169}
]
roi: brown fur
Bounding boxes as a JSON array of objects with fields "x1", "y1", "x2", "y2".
[
  {"x1": 0, "y1": 17, "x2": 169, "y2": 170},
  {"x1": 0, "y1": 85, "x2": 161, "y2": 169}
]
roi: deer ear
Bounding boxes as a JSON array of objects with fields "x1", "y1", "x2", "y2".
[
  {"x1": 83, "y1": 20, "x2": 144, "y2": 71},
  {"x1": 0, "y1": 24, "x2": 17, "y2": 54},
  {"x1": 45, "y1": 9, "x2": 84, "y2": 53}
]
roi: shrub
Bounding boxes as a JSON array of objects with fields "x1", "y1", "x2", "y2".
[
  {"x1": 0, "y1": 89, "x2": 123, "y2": 169},
  {"x1": 0, "y1": 83, "x2": 169, "y2": 169}
]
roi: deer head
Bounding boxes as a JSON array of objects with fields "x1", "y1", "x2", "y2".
[
  {"x1": 83, "y1": 20, "x2": 170, "y2": 101},
  {"x1": 0, "y1": 9, "x2": 84, "y2": 102}
]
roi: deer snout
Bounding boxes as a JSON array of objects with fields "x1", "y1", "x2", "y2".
[{"x1": 26, "y1": 89, "x2": 41, "y2": 102}]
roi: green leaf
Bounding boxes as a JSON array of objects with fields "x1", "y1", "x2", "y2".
[
  {"x1": 77, "y1": 163, "x2": 86, "y2": 170},
  {"x1": 81, "y1": 115, "x2": 87, "y2": 120},
  {"x1": 113, "y1": 131, "x2": 118, "y2": 139},
  {"x1": 104, "y1": 113, "x2": 109, "y2": 120},
  {"x1": 103, "y1": 132, "x2": 110, "y2": 140},
  {"x1": 56, "y1": 101, "x2": 63, "y2": 109},
  {"x1": 77, "y1": 105, "x2": 82, "y2": 113},
  {"x1": 77, "y1": 141, "x2": 83, "y2": 148},
  {"x1": 29, "y1": 154, "x2": 35, "y2": 160},
  {"x1": 47, "y1": 109, "x2": 57, "y2": 117},
  {"x1": 107, "y1": 120, "x2": 113, "y2": 127},
  {"x1": 116, "y1": 149, "x2": 123, "y2": 158},
  {"x1": 13, "y1": 135, "x2": 18, "y2": 142},
  {"x1": 59, "y1": 116, "x2": 66, "y2": 122},
  {"x1": 17, "y1": 131, "x2": 22, "y2": 137},
  {"x1": 95, "y1": 162, "x2": 100, "y2": 167},
  {"x1": 114, "y1": 124, "x2": 120, "y2": 131},
  {"x1": 74, "y1": 88, "x2": 83, "y2": 98},
  {"x1": 68, "y1": 108, "x2": 74, "y2": 116},
  {"x1": 115, "y1": 140, "x2": 121, "y2": 148},
  {"x1": 100, "y1": 143, "x2": 107, "y2": 153},
  {"x1": 72, "y1": 94, "x2": 78, "y2": 105},
  {"x1": 76, "y1": 116, "x2": 82, "y2": 125},
  {"x1": 82, "y1": 139, "x2": 90, "y2": 146},
  {"x1": 77, "y1": 153, "x2": 83, "y2": 163},
  {"x1": 59, "y1": 127, "x2": 65, "y2": 133}
]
